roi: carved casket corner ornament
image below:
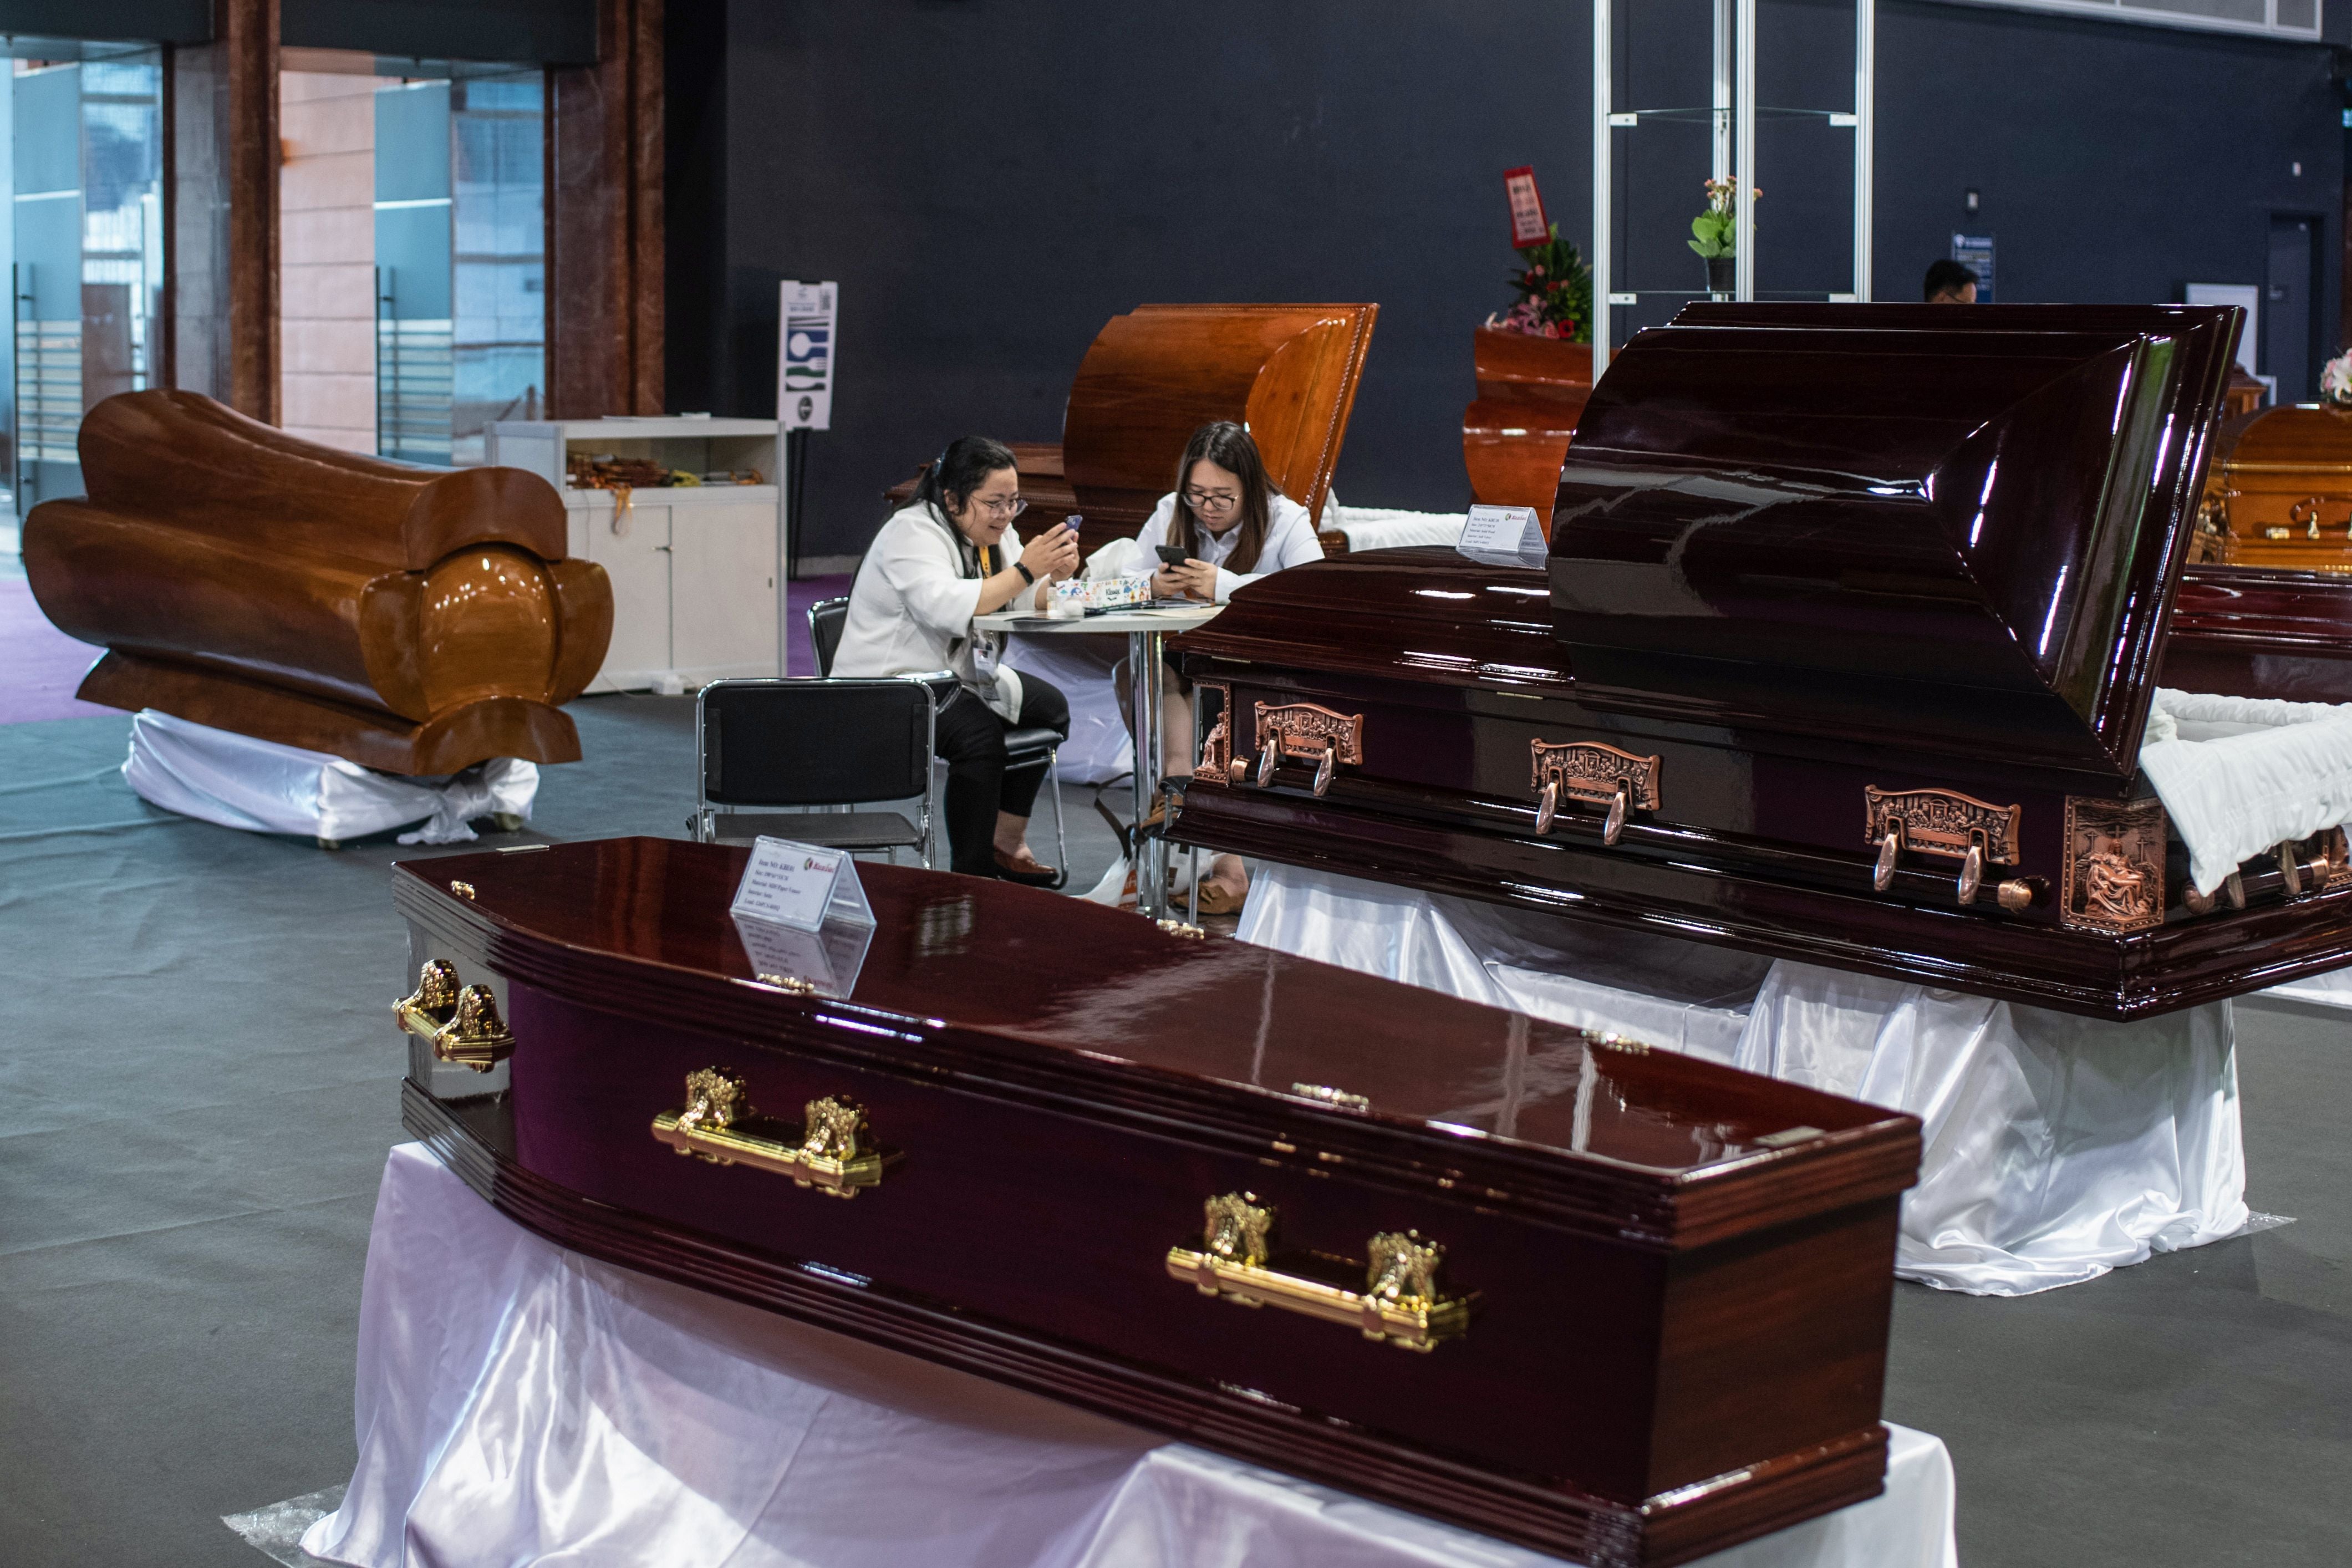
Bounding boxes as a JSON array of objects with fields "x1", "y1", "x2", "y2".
[
  {"x1": 1197, "y1": 681, "x2": 1234, "y2": 780},
  {"x1": 1864, "y1": 786, "x2": 2022, "y2": 906},
  {"x1": 1251, "y1": 701, "x2": 1365, "y2": 797},
  {"x1": 2060, "y1": 797, "x2": 2167, "y2": 936},
  {"x1": 1530, "y1": 739, "x2": 1660, "y2": 846}
]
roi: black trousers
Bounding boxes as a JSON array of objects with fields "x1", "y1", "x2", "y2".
[{"x1": 935, "y1": 676, "x2": 1068, "y2": 877}]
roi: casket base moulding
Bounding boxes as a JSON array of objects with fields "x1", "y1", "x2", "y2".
[{"x1": 389, "y1": 838, "x2": 1921, "y2": 1568}]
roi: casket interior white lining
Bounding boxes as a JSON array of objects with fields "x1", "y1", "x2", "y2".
[{"x1": 2137, "y1": 688, "x2": 2352, "y2": 895}]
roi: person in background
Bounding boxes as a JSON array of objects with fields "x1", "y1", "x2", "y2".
[
  {"x1": 1133, "y1": 421, "x2": 1326, "y2": 913},
  {"x1": 1924, "y1": 259, "x2": 1979, "y2": 304},
  {"x1": 833, "y1": 436, "x2": 1080, "y2": 885}
]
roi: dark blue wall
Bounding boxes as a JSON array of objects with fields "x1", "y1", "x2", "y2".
[{"x1": 667, "y1": 1, "x2": 2349, "y2": 558}]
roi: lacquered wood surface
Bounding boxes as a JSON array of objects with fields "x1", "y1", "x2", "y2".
[
  {"x1": 1549, "y1": 305, "x2": 2238, "y2": 782},
  {"x1": 882, "y1": 306, "x2": 1375, "y2": 559},
  {"x1": 2196, "y1": 404, "x2": 2352, "y2": 570},
  {"x1": 1463, "y1": 328, "x2": 1592, "y2": 531},
  {"x1": 394, "y1": 839, "x2": 1913, "y2": 1564},
  {"x1": 22, "y1": 390, "x2": 612, "y2": 773},
  {"x1": 2167, "y1": 564, "x2": 2352, "y2": 701}
]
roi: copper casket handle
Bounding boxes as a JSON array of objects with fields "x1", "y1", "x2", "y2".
[
  {"x1": 650, "y1": 1067, "x2": 890, "y2": 1197},
  {"x1": 1530, "y1": 740, "x2": 1658, "y2": 846},
  {"x1": 1863, "y1": 787, "x2": 2028, "y2": 908},
  {"x1": 1164, "y1": 1192, "x2": 1474, "y2": 1352},
  {"x1": 393, "y1": 958, "x2": 515, "y2": 1072},
  {"x1": 1249, "y1": 702, "x2": 1364, "y2": 797}
]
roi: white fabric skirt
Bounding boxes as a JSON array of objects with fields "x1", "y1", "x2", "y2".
[
  {"x1": 303, "y1": 1144, "x2": 1958, "y2": 1568},
  {"x1": 1238, "y1": 863, "x2": 2247, "y2": 1296},
  {"x1": 120, "y1": 709, "x2": 537, "y2": 845}
]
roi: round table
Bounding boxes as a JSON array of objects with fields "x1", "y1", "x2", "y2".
[{"x1": 972, "y1": 602, "x2": 1223, "y2": 918}]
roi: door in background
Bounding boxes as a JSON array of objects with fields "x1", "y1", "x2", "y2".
[{"x1": 2267, "y1": 214, "x2": 2320, "y2": 403}]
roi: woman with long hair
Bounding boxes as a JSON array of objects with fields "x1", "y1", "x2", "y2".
[
  {"x1": 834, "y1": 436, "x2": 1080, "y2": 883},
  {"x1": 1135, "y1": 421, "x2": 1326, "y2": 912}
]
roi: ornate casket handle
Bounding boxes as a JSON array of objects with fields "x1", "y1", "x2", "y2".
[
  {"x1": 1530, "y1": 740, "x2": 1659, "y2": 847},
  {"x1": 650, "y1": 1067, "x2": 888, "y2": 1197},
  {"x1": 1164, "y1": 1192, "x2": 1473, "y2": 1352},
  {"x1": 1864, "y1": 787, "x2": 2022, "y2": 907},
  {"x1": 393, "y1": 959, "x2": 515, "y2": 1072},
  {"x1": 1250, "y1": 702, "x2": 1364, "y2": 797}
]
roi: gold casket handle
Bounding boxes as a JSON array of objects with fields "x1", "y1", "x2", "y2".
[
  {"x1": 1164, "y1": 1192, "x2": 1473, "y2": 1352},
  {"x1": 650, "y1": 1068, "x2": 888, "y2": 1198},
  {"x1": 393, "y1": 960, "x2": 514, "y2": 1072}
]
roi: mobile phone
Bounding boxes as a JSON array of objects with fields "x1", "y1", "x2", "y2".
[{"x1": 1155, "y1": 545, "x2": 1190, "y2": 566}]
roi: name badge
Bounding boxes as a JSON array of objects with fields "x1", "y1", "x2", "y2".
[
  {"x1": 731, "y1": 837, "x2": 877, "y2": 933},
  {"x1": 971, "y1": 632, "x2": 1002, "y2": 685}
]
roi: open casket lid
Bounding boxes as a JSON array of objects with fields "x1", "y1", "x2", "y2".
[{"x1": 1549, "y1": 303, "x2": 2242, "y2": 785}]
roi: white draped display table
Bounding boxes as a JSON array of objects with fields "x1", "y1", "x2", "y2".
[
  {"x1": 120, "y1": 709, "x2": 537, "y2": 846},
  {"x1": 303, "y1": 1145, "x2": 1957, "y2": 1568},
  {"x1": 1237, "y1": 863, "x2": 2248, "y2": 1297}
]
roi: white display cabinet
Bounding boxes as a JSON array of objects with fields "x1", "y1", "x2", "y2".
[{"x1": 487, "y1": 416, "x2": 787, "y2": 692}]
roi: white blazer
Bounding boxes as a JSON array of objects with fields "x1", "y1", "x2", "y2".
[
  {"x1": 833, "y1": 503, "x2": 1030, "y2": 719},
  {"x1": 1133, "y1": 490, "x2": 1325, "y2": 602}
]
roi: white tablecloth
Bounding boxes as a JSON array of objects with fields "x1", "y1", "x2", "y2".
[
  {"x1": 303, "y1": 1144, "x2": 1956, "y2": 1568},
  {"x1": 1238, "y1": 863, "x2": 2248, "y2": 1296},
  {"x1": 120, "y1": 709, "x2": 536, "y2": 845}
]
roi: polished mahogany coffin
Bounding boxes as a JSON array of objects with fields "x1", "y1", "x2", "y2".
[
  {"x1": 885, "y1": 303, "x2": 1376, "y2": 558},
  {"x1": 22, "y1": 390, "x2": 613, "y2": 774},
  {"x1": 2187, "y1": 401, "x2": 2352, "y2": 571},
  {"x1": 394, "y1": 838, "x2": 1918, "y2": 1567},
  {"x1": 1172, "y1": 303, "x2": 2352, "y2": 1018}
]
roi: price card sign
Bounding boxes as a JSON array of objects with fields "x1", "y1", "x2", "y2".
[
  {"x1": 733, "y1": 911, "x2": 875, "y2": 997},
  {"x1": 778, "y1": 281, "x2": 837, "y2": 430},
  {"x1": 731, "y1": 837, "x2": 875, "y2": 933},
  {"x1": 1457, "y1": 503, "x2": 1547, "y2": 569}
]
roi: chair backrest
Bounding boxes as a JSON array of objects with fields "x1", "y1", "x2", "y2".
[
  {"x1": 809, "y1": 597, "x2": 851, "y2": 678},
  {"x1": 699, "y1": 679, "x2": 934, "y2": 808}
]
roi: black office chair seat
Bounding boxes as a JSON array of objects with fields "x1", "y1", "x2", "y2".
[
  {"x1": 698, "y1": 810, "x2": 926, "y2": 851},
  {"x1": 1002, "y1": 725, "x2": 1064, "y2": 760}
]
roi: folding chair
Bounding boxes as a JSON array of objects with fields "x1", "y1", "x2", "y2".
[
  {"x1": 805, "y1": 595, "x2": 1067, "y2": 886},
  {"x1": 689, "y1": 676, "x2": 945, "y2": 861}
]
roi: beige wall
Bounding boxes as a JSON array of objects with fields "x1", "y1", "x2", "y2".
[{"x1": 278, "y1": 72, "x2": 386, "y2": 453}]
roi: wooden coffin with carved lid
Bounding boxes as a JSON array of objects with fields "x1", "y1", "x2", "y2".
[
  {"x1": 1172, "y1": 303, "x2": 2352, "y2": 1018},
  {"x1": 393, "y1": 837, "x2": 1917, "y2": 1568},
  {"x1": 21, "y1": 389, "x2": 612, "y2": 774}
]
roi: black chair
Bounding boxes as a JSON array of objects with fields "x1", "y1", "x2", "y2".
[
  {"x1": 690, "y1": 677, "x2": 942, "y2": 861},
  {"x1": 805, "y1": 595, "x2": 1067, "y2": 886}
]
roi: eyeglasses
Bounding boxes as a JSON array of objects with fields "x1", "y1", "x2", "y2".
[
  {"x1": 969, "y1": 495, "x2": 1027, "y2": 519},
  {"x1": 1183, "y1": 487, "x2": 1240, "y2": 515}
]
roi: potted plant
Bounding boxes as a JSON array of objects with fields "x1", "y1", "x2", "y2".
[
  {"x1": 1486, "y1": 222, "x2": 1592, "y2": 344},
  {"x1": 1689, "y1": 177, "x2": 1758, "y2": 296}
]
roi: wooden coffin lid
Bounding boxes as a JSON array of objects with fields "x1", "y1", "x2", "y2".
[
  {"x1": 1061, "y1": 303, "x2": 1377, "y2": 528},
  {"x1": 2211, "y1": 402, "x2": 2352, "y2": 473},
  {"x1": 1550, "y1": 303, "x2": 2241, "y2": 785},
  {"x1": 398, "y1": 838, "x2": 1918, "y2": 1248},
  {"x1": 75, "y1": 390, "x2": 568, "y2": 571}
]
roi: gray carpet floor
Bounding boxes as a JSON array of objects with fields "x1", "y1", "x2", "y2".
[{"x1": 0, "y1": 695, "x2": 2345, "y2": 1566}]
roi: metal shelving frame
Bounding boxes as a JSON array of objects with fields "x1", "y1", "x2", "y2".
[{"x1": 1592, "y1": 0, "x2": 1875, "y2": 368}]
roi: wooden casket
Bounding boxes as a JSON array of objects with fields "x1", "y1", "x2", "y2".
[
  {"x1": 1462, "y1": 325, "x2": 1593, "y2": 536},
  {"x1": 21, "y1": 390, "x2": 612, "y2": 775},
  {"x1": 885, "y1": 303, "x2": 1377, "y2": 559},
  {"x1": 2189, "y1": 402, "x2": 2352, "y2": 571},
  {"x1": 394, "y1": 838, "x2": 1919, "y2": 1567},
  {"x1": 1169, "y1": 302, "x2": 2352, "y2": 1019}
]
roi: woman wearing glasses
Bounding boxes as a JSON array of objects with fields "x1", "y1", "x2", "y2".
[
  {"x1": 834, "y1": 436, "x2": 1080, "y2": 885},
  {"x1": 1134, "y1": 421, "x2": 1325, "y2": 912},
  {"x1": 1138, "y1": 421, "x2": 1325, "y2": 603}
]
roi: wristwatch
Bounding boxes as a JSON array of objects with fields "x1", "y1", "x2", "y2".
[{"x1": 1014, "y1": 561, "x2": 1036, "y2": 585}]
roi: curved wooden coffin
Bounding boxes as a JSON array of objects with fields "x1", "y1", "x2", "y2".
[
  {"x1": 1461, "y1": 327, "x2": 1591, "y2": 535},
  {"x1": 395, "y1": 838, "x2": 1918, "y2": 1568},
  {"x1": 2191, "y1": 403, "x2": 2352, "y2": 571},
  {"x1": 885, "y1": 303, "x2": 1376, "y2": 559},
  {"x1": 22, "y1": 390, "x2": 613, "y2": 775},
  {"x1": 1170, "y1": 304, "x2": 2352, "y2": 1019}
]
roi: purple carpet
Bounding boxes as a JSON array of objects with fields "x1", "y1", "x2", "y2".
[
  {"x1": 0, "y1": 576, "x2": 113, "y2": 724},
  {"x1": 787, "y1": 574, "x2": 854, "y2": 675}
]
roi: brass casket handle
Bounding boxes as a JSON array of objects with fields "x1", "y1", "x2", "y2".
[
  {"x1": 1164, "y1": 1192, "x2": 1473, "y2": 1352},
  {"x1": 650, "y1": 1067, "x2": 889, "y2": 1198},
  {"x1": 393, "y1": 959, "x2": 515, "y2": 1072}
]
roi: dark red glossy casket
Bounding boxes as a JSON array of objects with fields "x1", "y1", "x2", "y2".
[
  {"x1": 394, "y1": 838, "x2": 1918, "y2": 1567},
  {"x1": 1171, "y1": 303, "x2": 2352, "y2": 1019}
]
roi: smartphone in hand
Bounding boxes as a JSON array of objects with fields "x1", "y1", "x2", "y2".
[{"x1": 1155, "y1": 544, "x2": 1190, "y2": 566}]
